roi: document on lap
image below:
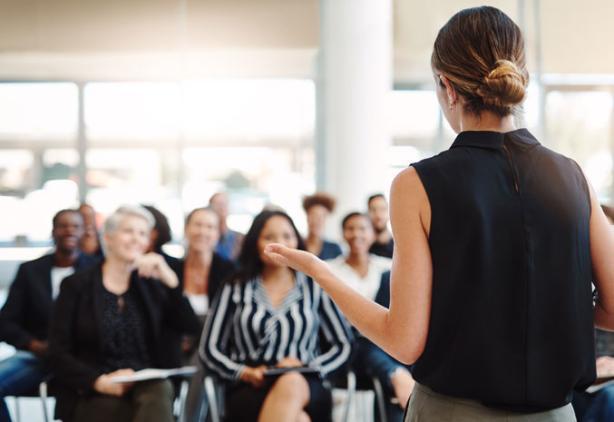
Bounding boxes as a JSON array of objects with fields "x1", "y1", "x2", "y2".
[{"x1": 109, "y1": 366, "x2": 198, "y2": 383}]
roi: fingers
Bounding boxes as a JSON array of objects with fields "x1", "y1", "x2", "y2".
[
  {"x1": 268, "y1": 252, "x2": 290, "y2": 267},
  {"x1": 136, "y1": 254, "x2": 162, "y2": 279},
  {"x1": 276, "y1": 357, "x2": 302, "y2": 368},
  {"x1": 110, "y1": 368, "x2": 135, "y2": 376}
]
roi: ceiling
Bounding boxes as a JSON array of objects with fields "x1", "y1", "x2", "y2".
[{"x1": 0, "y1": 0, "x2": 611, "y2": 82}]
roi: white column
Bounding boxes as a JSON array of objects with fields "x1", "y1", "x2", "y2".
[{"x1": 317, "y1": 0, "x2": 393, "y2": 217}]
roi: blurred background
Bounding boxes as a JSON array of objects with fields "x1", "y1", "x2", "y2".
[{"x1": 0, "y1": 0, "x2": 611, "y2": 249}]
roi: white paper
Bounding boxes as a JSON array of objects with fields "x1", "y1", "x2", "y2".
[{"x1": 109, "y1": 366, "x2": 198, "y2": 384}]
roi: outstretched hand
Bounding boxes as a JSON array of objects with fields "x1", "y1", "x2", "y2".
[{"x1": 264, "y1": 244, "x2": 329, "y2": 280}]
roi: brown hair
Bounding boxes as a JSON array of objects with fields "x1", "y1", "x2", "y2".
[
  {"x1": 185, "y1": 207, "x2": 219, "y2": 226},
  {"x1": 432, "y1": 6, "x2": 529, "y2": 117},
  {"x1": 302, "y1": 192, "x2": 337, "y2": 213}
]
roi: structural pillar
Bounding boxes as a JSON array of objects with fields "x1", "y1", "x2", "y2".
[{"x1": 316, "y1": 0, "x2": 393, "y2": 216}]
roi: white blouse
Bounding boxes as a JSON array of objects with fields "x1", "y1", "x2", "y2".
[{"x1": 327, "y1": 254, "x2": 392, "y2": 301}]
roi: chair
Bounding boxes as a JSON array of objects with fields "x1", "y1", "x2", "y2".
[
  {"x1": 12, "y1": 381, "x2": 52, "y2": 422},
  {"x1": 174, "y1": 377, "x2": 191, "y2": 422},
  {"x1": 202, "y1": 374, "x2": 224, "y2": 422},
  {"x1": 333, "y1": 370, "x2": 389, "y2": 422}
]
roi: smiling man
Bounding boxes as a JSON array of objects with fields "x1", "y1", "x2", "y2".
[{"x1": 0, "y1": 209, "x2": 97, "y2": 422}]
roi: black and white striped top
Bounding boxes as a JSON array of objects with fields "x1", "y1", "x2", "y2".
[{"x1": 199, "y1": 272, "x2": 352, "y2": 381}]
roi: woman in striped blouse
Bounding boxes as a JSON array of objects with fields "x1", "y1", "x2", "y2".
[{"x1": 200, "y1": 210, "x2": 352, "y2": 422}]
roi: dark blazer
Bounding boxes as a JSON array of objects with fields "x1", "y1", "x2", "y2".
[
  {"x1": 48, "y1": 262, "x2": 200, "y2": 422},
  {"x1": 0, "y1": 252, "x2": 97, "y2": 350},
  {"x1": 161, "y1": 253, "x2": 235, "y2": 364}
]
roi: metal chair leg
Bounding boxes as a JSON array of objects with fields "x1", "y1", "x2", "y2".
[
  {"x1": 371, "y1": 377, "x2": 388, "y2": 422},
  {"x1": 176, "y1": 379, "x2": 190, "y2": 422},
  {"x1": 13, "y1": 398, "x2": 21, "y2": 422},
  {"x1": 38, "y1": 381, "x2": 49, "y2": 422},
  {"x1": 342, "y1": 371, "x2": 356, "y2": 422},
  {"x1": 204, "y1": 376, "x2": 220, "y2": 422}
]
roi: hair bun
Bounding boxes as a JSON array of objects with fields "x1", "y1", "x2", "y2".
[{"x1": 477, "y1": 59, "x2": 527, "y2": 109}]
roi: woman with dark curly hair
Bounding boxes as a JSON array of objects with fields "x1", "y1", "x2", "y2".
[{"x1": 302, "y1": 193, "x2": 343, "y2": 260}]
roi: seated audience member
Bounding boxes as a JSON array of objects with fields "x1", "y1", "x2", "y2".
[
  {"x1": 78, "y1": 203, "x2": 104, "y2": 259},
  {"x1": 328, "y1": 212, "x2": 414, "y2": 421},
  {"x1": 208, "y1": 192, "x2": 244, "y2": 261},
  {"x1": 142, "y1": 205, "x2": 180, "y2": 269},
  {"x1": 302, "y1": 193, "x2": 343, "y2": 260},
  {"x1": 573, "y1": 330, "x2": 614, "y2": 421},
  {"x1": 48, "y1": 205, "x2": 200, "y2": 422},
  {"x1": 367, "y1": 194, "x2": 394, "y2": 258},
  {"x1": 0, "y1": 209, "x2": 96, "y2": 422},
  {"x1": 179, "y1": 208, "x2": 236, "y2": 314},
  {"x1": 169, "y1": 207, "x2": 235, "y2": 422},
  {"x1": 573, "y1": 210, "x2": 614, "y2": 421},
  {"x1": 200, "y1": 210, "x2": 352, "y2": 422}
]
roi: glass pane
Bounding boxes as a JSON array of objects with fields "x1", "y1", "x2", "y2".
[
  {"x1": 0, "y1": 150, "x2": 33, "y2": 195},
  {"x1": 182, "y1": 79, "x2": 315, "y2": 143},
  {"x1": 388, "y1": 90, "x2": 439, "y2": 140},
  {"x1": 182, "y1": 147, "x2": 314, "y2": 234},
  {"x1": 85, "y1": 82, "x2": 180, "y2": 142},
  {"x1": 0, "y1": 149, "x2": 81, "y2": 244},
  {"x1": 0, "y1": 83, "x2": 78, "y2": 142},
  {"x1": 545, "y1": 91, "x2": 613, "y2": 200},
  {"x1": 85, "y1": 148, "x2": 163, "y2": 215},
  {"x1": 42, "y1": 149, "x2": 79, "y2": 185}
]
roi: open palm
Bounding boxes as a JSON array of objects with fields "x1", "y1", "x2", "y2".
[{"x1": 264, "y1": 244, "x2": 328, "y2": 279}]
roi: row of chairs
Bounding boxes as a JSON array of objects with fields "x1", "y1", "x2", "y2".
[
  {"x1": 10, "y1": 378, "x2": 192, "y2": 422},
  {"x1": 11, "y1": 370, "x2": 391, "y2": 422},
  {"x1": 202, "y1": 371, "x2": 392, "y2": 422}
]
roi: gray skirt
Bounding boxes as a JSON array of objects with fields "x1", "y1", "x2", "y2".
[{"x1": 405, "y1": 383, "x2": 576, "y2": 422}]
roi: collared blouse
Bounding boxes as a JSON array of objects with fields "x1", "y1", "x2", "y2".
[{"x1": 199, "y1": 272, "x2": 352, "y2": 381}]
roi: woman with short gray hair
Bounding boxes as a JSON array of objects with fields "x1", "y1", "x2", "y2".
[{"x1": 49, "y1": 205, "x2": 200, "y2": 422}]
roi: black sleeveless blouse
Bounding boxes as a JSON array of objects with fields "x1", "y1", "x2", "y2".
[{"x1": 411, "y1": 129, "x2": 595, "y2": 412}]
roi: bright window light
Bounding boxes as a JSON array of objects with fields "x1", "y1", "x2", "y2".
[{"x1": 0, "y1": 83, "x2": 77, "y2": 141}]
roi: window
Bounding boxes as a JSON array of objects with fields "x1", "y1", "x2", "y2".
[
  {"x1": 546, "y1": 90, "x2": 613, "y2": 200},
  {"x1": 0, "y1": 83, "x2": 77, "y2": 142}
]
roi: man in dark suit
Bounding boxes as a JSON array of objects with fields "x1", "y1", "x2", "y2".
[{"x1": 0, "y1": 209, "x2": 97, "y2": 422}]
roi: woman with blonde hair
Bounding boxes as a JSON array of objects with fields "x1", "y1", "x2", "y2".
[
  {"x1": 266, "y1": 6, "x2": 614, "y2": 421},
  {"x1": 49, "y1": 205, "x2": 199, "y2": 422}
]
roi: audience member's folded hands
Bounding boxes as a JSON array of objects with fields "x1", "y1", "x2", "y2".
[
  {"x1": 596, "y1": 356, "x2": 614, "y2": 378},
  {"x1": 240, "y1": 365, "x2": 267, "y2": 388},
  {"x1": 28, "y1": 339, "x2": 49, "y2": 358}
]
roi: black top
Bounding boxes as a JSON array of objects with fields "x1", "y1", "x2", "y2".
[
  {"x1": 160, "y1": 253, "x2": 236, "y2": 364},
  {"x1": 411, "y1": 129, "x2": 595, "y2": 412},
  {"x1": 99, "y1": 283, "x2": 151, "y2": 372},
  {"x1": 0, "y1": 253, "x2": 97, "y2": 349},
  {"x1": 48, "y1": 263, "x2": 200, "y2": 421},
  {"x1": 369, "y1": 238, "x2": 394, "y2": 258}
]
